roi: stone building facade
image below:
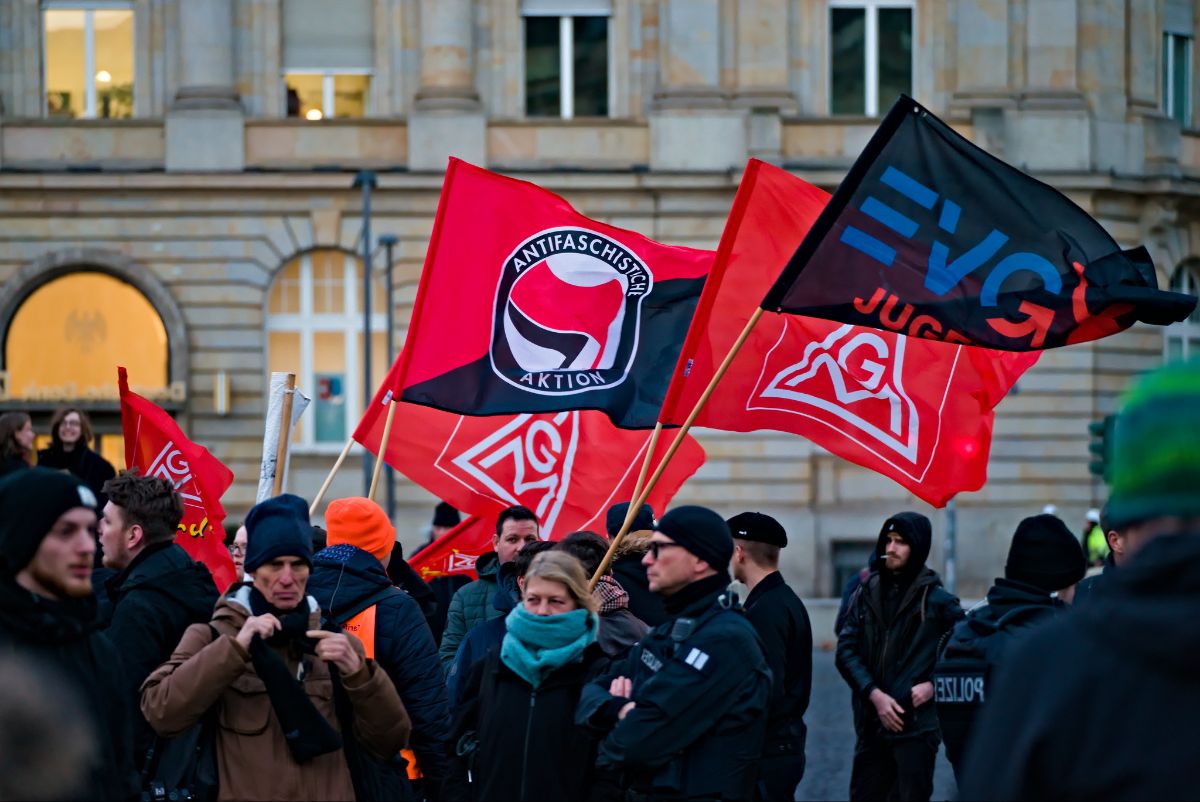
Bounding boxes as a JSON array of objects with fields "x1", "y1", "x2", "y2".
[{"x1": 0, "y1": 0, "x2": 1197, "y2": 597}]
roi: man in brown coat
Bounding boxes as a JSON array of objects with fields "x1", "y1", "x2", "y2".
[{"x1": 141, "y1": 494, "x2": 410, "y2": 801}]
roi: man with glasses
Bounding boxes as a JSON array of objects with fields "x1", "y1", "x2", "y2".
[{"x1": 578, "y1": 505, "x2": 772, "y2": 802}]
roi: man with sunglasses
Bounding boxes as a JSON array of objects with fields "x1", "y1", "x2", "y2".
[{"x1": 578, "y1": 505, "x2": 772, "y2": 802}]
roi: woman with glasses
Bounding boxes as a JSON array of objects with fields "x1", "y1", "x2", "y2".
[
  {"x1": 36, "y1": 407, "x2": 116, "y2": 505},
  {"x1": 225, "y1": 524, "x2": 248, "y2": 589}
]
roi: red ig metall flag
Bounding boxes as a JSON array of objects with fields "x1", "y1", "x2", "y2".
[
  {"x1": 407, "y1": 515, "x2": 493, "y2": 581},
  {"x1": 119, "y1": 367, "x2": 236, "y2": 589}
]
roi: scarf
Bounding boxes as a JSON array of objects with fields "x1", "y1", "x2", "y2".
[
  {"x1": 594, "y1": 574, "x2": 630, "y2": 614},
  {"x1": 500, "y1": 605, "x2": 598, "y2": 689},
  {"x1": 246, "y1": 587, "x2": 342, "y2": 763}
]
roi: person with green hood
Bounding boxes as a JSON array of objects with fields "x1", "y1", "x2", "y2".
[{"x1": 450, "y1": 550, "x2": 607, "y2": 802}]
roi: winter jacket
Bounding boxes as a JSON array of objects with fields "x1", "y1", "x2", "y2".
[
  {"x1": 933, "y1": 578, "x2": 1065, "y2": 774},
  {"x1": 744, "y1": 571, "x2": 813, "y2": 756},
  {"x1": 141, "y1": 585, "x2": 411, "y2": 802},
  {"x1": 836, "y1": 517, "x2": 963, "y2": 740},
  {"x1": 101, "y1": 542, "x2": 219, "y2": 768},
  {"x1": 308, "y1": 544, "x2": 453, "y2": 799},
  {"x1": 0, "y1": 454, "x2": 29, "y2": 479},
  {"x1": 610, "y1": 536, "x2": 668, "y2": 627},
  {"x1": 578, "y1": 574, "x2": 772, "y2": 800},
  {"x1": 959, "y1": 532, "x2": 1200, "y2": 801},
  {"x1": 428, "y1": 574, "x2": 470, "y2": 643},
  {"x1": 594, "y1": 575, "x2": 649, "y2": 659},
  {"x1": 452, "y1": 641, "x2": 609, "y2": 802},
  {"x1": 387, "y1": 541, "x2": 439, "y2": 634},
  {"x1": 1072, "y1": 551, "x2": 1116, "y2": 606},
  {"x1": 439, "y1": 551, "x2": 502, "y2": 671},
  {"x1": 0, "y1": 577, "x2": 136, "y2": 800},
  {"x1": 446, "y1": 577, "x2": 517, "y2": 708},
  {"x1": 37, "y1": 444, "x2": 117, "y2": 508}
]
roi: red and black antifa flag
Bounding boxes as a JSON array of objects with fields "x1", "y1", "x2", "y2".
[
  {"x1": 764, "y1": 96, "x2": 1197, "y2": 350},
  {"x1": 396, "y1": 159, "x2": 713, "y2": 428}
]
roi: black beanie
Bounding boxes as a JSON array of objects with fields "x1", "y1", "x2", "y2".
[
  {"x1": 1005, "y1": 514, "x2": 1087, "y2": 592},
  {"x1": 433, "y1": 501, "x2": 461, "y2": 529},
  {"x1": 606, "y1": 502, "x2": 656, "y2": 538},
  {"x1": 655, "y1": 505, "x2": 733, "y2": 571},
  {"x1": 0, "y1": 468, "x2": 98, "y2": 576},
  {"x1": 244, "y1": 494, "x2": 313, "y2": 573}
]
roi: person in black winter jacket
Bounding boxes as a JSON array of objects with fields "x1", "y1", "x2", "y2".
[
  {"x1": 1072, "y1": 506, "x2": 1132, "y2": 606},
  {"x1": 452, "y1": 551, "x2": 607, "y2": 802},
  {"x1": 0, "y1": 468, "x2": 136, "y2": 800},
  {"x1": 37, "y1": 407, "x2": 117, "y2": 508},
  {"x1": 96, "y1": 471, "x2": 219, "y2": 772},
  {"x1": 606, "y1": 502, "x2": 668, "y2": 627},
  {"x1": 388, "y1": 540, "x2": 440, "y2": 633},
  {"x1": 836, "y1": 511, "x2": 963, "y2": 802},
  {"x1": 933, "y1": 514, "x2": 1085, "y2": 782},
  {"x1": 308, "y1": 497, "x2": 454, "y2": 801},
  {"x1": 960, "y1": 359, "x2": 1200, "y2": 801}
]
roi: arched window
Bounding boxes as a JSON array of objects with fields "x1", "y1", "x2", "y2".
[
  {"x1": 1165, "y1": 264, "x2": 1200, "y2": 362},
  {"x1": 266, "y1": 250, "x2": 387, "y2": 450}
]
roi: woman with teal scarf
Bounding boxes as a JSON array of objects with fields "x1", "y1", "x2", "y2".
[{"x1": 451, "y1": 551, "x2": 609, "y2": 802}]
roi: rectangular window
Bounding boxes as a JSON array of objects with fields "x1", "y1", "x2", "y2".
[
  {"x1": 523, "y1": 13, "x2": 610, "y2": 119},
  {"x1": 282, "y1": 0, "x2": 372, "y2": 119},
  {"x1": 284, "y1": 72, "x2": 371, "y2": 120},
  {"x1": 1163, "y1": 32, "x2": 1193, "y2": 127},
  {"x1": 829, "y1": 1, "x2": 913, "y2": 116},
  {"x1": 43, "y1": 3, "x2": 135, "y2": 119}
]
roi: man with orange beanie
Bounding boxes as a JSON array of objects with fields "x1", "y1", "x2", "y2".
[{"x1": 308, "y1": 497, "x2": 454, "y2": 802}]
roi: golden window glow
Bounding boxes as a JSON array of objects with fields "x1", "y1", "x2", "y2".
[{"x1": 44, "y1": 7, "x2": 134, "y2": 119}]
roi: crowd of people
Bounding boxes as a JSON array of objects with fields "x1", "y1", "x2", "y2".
[{"x1": 0, "y1": 358, "x2": 1196, "y2": 802}]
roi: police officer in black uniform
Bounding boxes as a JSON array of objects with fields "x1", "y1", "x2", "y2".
[
  {"x1": 933, "y1": 514, "x2": 1084, "y2": 783},
  {"x1": 577, "y1": 505, "x2": 771, "y2": 802},
  {"x1": 728, "y1": 512, "x2": 812, "y2": 802}
]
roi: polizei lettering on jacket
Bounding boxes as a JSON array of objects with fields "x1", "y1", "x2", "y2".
[{"x1": 935, "y1": 674, "x2": 986, "y2": 704}]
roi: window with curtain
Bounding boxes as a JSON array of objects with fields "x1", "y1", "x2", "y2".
[
  {"x1": 282, "y1": 0, "x2": 373, "y2": 119},
  {"x1": 43, "y1": 2, "x2": 135, "y2": 119},
  {"x1": 266, "y1": 251, "x2": 388, "y2": 450},
  {"x1": 1164, "y1": 265, "x2": 1200, "y2": 362},
  {"x1": 829, "y1": 0, "x2": 913, "y2": 116},
  {"x1": 523, "y1": 1, "x2": 611, "y2": 119}
]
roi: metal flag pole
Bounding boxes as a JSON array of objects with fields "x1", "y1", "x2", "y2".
[{"x1": 353, "y1": 169, "x2": 378, "y2": 496}]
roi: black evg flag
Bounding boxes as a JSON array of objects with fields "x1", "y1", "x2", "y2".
[{"x1": 763, "y1": 95, "x2": 1197, "y2": 350}]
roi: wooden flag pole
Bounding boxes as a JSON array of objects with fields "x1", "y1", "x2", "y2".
[
  {"x1": 629, "y1": 422, "x2": 663, "y2": 507},
  {"x1": 368, "y1": 397, "x2": 399, "y2": 501},
  {"x1": 271, "y1": 374, "x2": 297, "y2": 497},
  {"x1": 589, "y1": 307, "x2": 765, "y2": 590},
  {"x1": 310, "y1": 438, "x2": 355, "y2": 516}
]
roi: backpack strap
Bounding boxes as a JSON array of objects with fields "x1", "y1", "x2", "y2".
[{"x1": 330, "y1": 585, "x2": 397, "y2": 628}]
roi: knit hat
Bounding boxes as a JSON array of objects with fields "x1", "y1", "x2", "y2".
[
  {"x1": 326, "y1": 497, "x2": 395, "y2": 563},
  {"x1": 1106, "y1": 359, "x2": 1200, "y2": 530},
  {"x1": 726, "y1": 511, "x2": 788, "y2": 548},
  {"x1": 433, "y1": 501, "x2": 461, "y2": 529},
  {"x1": 1005, "y1": 514, "x2": 1086, "y2": 592},
  {"x1": 654, "y1": 505, "x2": 733, "y2": 571},
  {"x1": 0, "y1": 468, "x2": 98, "y2": 576},
  {"x1": 244, "y1": 494, "x2": 313, "y2": 573},
  {"x1": 606, "y1": 503, "x2": 655, "y2": 538}
]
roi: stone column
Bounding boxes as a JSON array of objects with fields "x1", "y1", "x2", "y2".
[
  {"x1": 650, "y1": 0, "x2": 746, "y2": 171},
  {"x1": 733, "y1": 0, "x2": 796, "y2": 163},
  {"x1": 165, "y1": 0, "x2": 244, "y2": 171},
  {"x1": 408, "y1": 0, "x2": 485, "y2": 170}
]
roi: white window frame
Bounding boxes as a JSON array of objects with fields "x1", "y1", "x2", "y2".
[
  {"x1": 1164, "y1": 265, "x2": 1200, "y2": 362},
  {"x1": 282, "y1": 69, "x2": 373, "y2": 119},
  {"x1": 828, "y1": 0, "x2": 915, "y2": 117},
  {"x1": 1163, "y1": 32, "x2": 1194, "y2": 127},
  {"x1": 42, "y1": 0, "x2": 135, "y2": 120},
  {"x1": 521, "y1": 11, "x2": 613, "y2": 120},
  {"x1": 266, "y1": 252, "x2": 386, "y2": 453}
]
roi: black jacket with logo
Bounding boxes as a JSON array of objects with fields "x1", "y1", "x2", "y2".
[
  {"x1": 744, "y1": 571, "x2": 813, "y2": 756},
  {"x1": 959, "y1": 532, "x2": 1200, "y2": 801},
  {"x1": 933, "y1": 578, "x2": 1064, "y2": 772},
  {"x1": 577, "y1": 576, "x2": 772, "y2": 801}
]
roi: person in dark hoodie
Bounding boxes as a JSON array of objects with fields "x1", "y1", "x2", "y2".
[
  {"x1": 835, "y1": 511, "x2": 963, "y2": 802},
  {"x1": 439, "y1": 505, "x2": 539, "y2": 671},
  {"x1": 933, "y1": 514, "x2": 1085, "y2": 783},
  {"x1": 445, "y1": 539, "x2": 555, "y2": 707},
  {"x1": 1072, "y1": 504, "x2": 1132, "y2": 606},
  {"x1": 556, "y1": 530, "x2": 649, "y2": 659},
  {"x1": 307, "y1": 497, "x2": 453, "y2": 801},
  {"x1": 37, "y1": 407, "x2": 117, "y2": 508},
  {"x1": 606, "y1": 502, "x2": 668, "y2": 627},
  {"x1": 0, "y1": 468, "x2": 135, "y2": 800},
  {"x1": 96, "y1": 470, "x2": 219, "y2": 773},
  {"x1": 959, "y1": 359, "x2": 1200, "y2": 801}
]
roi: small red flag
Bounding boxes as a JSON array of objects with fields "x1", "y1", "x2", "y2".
[
  {"x1": 119, "y1": 367, "x2": 236, "y2": 590},
  {"x1": 661, "y1": 161, "x2": 1038, "y2": 507},
  {"x1": 355, "y1": 356, "x2": 705, "y2": 545},
  {"x1": 407, "y1": 515, "x2": 493, "y2": 581}
]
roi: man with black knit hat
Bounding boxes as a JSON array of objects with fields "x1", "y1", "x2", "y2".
[
  {"x1": 607, "y1": 501, "x2": 667, "y2": 626},
  {"x1": 933, "y1": 514, "x2": 1084, "y2": 782},
  {"x1": 142, "y1": 494, "x2": 410, "y2": 801},
  {"x1": 578, "y1": 505, "x2": 772, "y2": 801},
  {"x1": 836, "y1": 511, "x2": 963, "y2": 802},
  {"x1": 0, "y1": 468, "x2": 136, "y2": 800},
  {"x1": 729, "y1": 511, "x2": 813, "y2": 802}
]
